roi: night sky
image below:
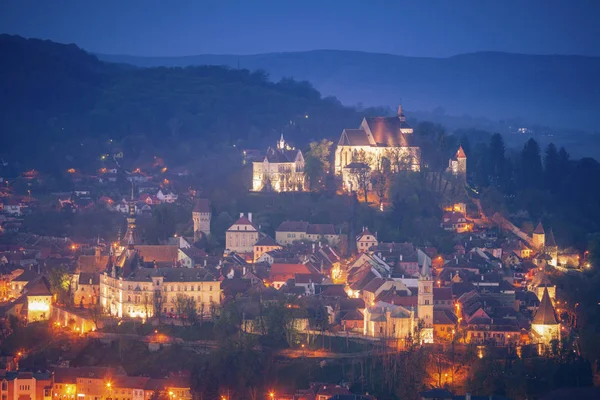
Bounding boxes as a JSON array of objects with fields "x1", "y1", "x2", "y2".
[{"x1": 1, "y1": 0, "x2": 600, "y2": 57}]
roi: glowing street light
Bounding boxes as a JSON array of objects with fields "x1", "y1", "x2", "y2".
[{"x1": 269, "y1": 392, "x2": 275, "y2": 400}]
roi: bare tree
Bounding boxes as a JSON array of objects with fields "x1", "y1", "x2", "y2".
[
  {"x1": 371, "y1": 171, "x2": 387, "y2": 210},
  {"x1": 185, "y1": 296, "x2": 198, "y2": 325},
  {"x1": 153, "y1": 291, "x2": 164, "y2": 323},
  {"x1": 88, "y1": 303, "x2": 103, "y2": 330},
  {"x1": 173, "y1": 294, "x2": 188, "y2": 325}
]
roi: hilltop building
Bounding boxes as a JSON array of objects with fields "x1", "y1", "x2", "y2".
[
  {"x1": 192, "y1": 199, "x2": 211, "y2": 240},
  {"x1": 447, "y1": 146, "x2": 467, "y2": 176},
  {"x1": 335, "y1": 105, "x2": 421, "y2": 175},
  {"x1": 252, "y1": 135, "x2": 307, "y2": 192}
]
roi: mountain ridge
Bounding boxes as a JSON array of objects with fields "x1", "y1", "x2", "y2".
[{"x1": 97, "y1": 49, "x2": 600, "y2": 131}]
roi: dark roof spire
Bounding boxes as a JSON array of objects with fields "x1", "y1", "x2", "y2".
[
  {"x1": 546, "y1": 228, "x2": 557, "y2": 247},
  {"x1": 534, "y1": 222, "x2": 545, "y2": 235},
  {"x1": 533, "y1": 287, "x2": 558, "y2": 325}
]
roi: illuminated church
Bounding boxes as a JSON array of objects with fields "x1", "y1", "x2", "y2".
[
  {"x1": 252, "y1": 135, "x2": 307, "y2": 192},
  {"x1": 334, "y1": 106, "x2": 421, "y2": 175}
]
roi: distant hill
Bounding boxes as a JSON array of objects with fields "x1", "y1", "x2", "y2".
[
  {"x1": 97, "y1": 50, "x2": 600, "y2": 131},
  {"x1": 0, "y1": 35, "x2": 367, "y2": 172}
]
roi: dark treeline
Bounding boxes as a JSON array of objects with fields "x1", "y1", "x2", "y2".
[
  {"x1": 456, "y1": 130, "x2": 600, "y2": 251},
  {"x1": 0, "y1": 35, "x2": 382, "y2": 173}
]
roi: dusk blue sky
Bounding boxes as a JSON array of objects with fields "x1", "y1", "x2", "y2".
[{"x1": 1, "y1": 0, "x2": 599, "y2": 57}]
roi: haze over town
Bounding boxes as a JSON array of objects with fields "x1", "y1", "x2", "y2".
[{"x1": 0, "y1": 1, "x2": 600, "y2": 400}]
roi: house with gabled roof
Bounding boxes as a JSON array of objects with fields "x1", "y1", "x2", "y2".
[
  {"x1": 225, "y1": 213, "x2": 259, "y2": 255},
  {"x1": 253, "y1": 235, "x2": 282, "y2": 262}
]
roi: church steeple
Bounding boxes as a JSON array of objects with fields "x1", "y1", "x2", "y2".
[
  {"x1": 278, "y1": 133, "x2": 286, "y2": 150},
  {"x1": 123, "y1": 182, "x2": 138, "y2": 247}
]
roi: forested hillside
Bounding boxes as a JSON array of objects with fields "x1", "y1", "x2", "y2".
[
  {"x1": 0, "y1": 35, "x2": 369, "y2": 172},
  {"x1": 98, "y1": 49, "x2": 600, "y2": 131}
]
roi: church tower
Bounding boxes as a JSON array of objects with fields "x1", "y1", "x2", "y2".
[
  {"x1": 532, "y1": 222, "x2": 545, "y2": 250},
  {"x1": 123, "y1": 184, "x2": 138, "y2": 247},
  {"x1": 417, "y1": 261, "x2": 434, "y2": 343}
]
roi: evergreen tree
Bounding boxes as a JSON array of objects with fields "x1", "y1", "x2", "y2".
[
  {"x1": 558, "y1": 146, "x2": 571, "y2": 177},
  {"x1": 544, "y1": 143, "x2": 560, "y2": 191},
  {"x1": 488, "y1": 133, "x2": 506, "y2": 187},
  {"x1": 520, "y1": 138, "x2": 543, "y2": 188}
]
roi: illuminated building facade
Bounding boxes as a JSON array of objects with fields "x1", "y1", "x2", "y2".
[
  {"x1": 100, "y1": 263, "x2": 220, "y2": 319},
  {"x1": 335, "y1": 106, "x2": 421, "y2": 176},
  {"x1": 0, "y1": 371, "x2": 52, "y2": 400},
  {"x1": 25, "y1": 277, "x2": 52, "y2": 322},
  {"x1": 252, "y1": 135, "x2": 307, "y2": 192},
  {"x1": 225, "y1": 213, "x2": 259, "y2": 254}
]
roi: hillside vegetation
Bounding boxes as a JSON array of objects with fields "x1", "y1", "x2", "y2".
[
  {"x1": 0, "y1": 35, "x2": 371, "y2": 172},
  {"x1": 98, "y1": 49, "x2": 600, "y2": 131}
]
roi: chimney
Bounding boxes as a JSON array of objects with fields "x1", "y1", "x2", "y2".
[
  {"x1": 248, "y1": 212, "x2": 252, "y2": 222},
  {"x1": 203, "y1": 259, "x2": 207, "y2": 267},
  {"x1": 456, "y1": 258, "x2": 458, "y2": 265},
  {"x1": 312, "y1": 243, "x2": 315, "y2": 253},
  {"x1": 399, "y1": 254, "x2": 403, "y2": 261},
  {"x1": 481, "y1": 275, "x2": 484, "y2": 281},
  {"x1": 240, "y1": 212, "x2": 244, "y2": 218}
]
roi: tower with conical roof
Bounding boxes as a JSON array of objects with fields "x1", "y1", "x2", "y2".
[
  {"x1": 417, "y1": 261, "x2": 434, "y2": 343},
  {"x1": 531, "y1": 287, "x2": 560, "y2": 346},
  {"x1": 532, "y1": 222, "x2": 545, "y2": 250},
  {"x1": 447, "y1": 146, "x2": 467, "y2": 177}
]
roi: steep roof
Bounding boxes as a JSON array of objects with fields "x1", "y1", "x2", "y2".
[
  {"x1": 534, "y1": 222, "x2": 545, "y2": 235},
  {"x1": 136, "y1": 245, "x2": 179, "y2": 264},
  {"x1": 276, "y1": 220, "x2": 309, "y2": 233},
  {"x1": 455, "y1": 145, "x2": 467, "y2": 159},
  {"x1": 307, "y1": 224, "x2": 336, "y2": 235},
  {"x1": 254, "y1": 235, "x2": 279, "y2": 247},
  {"x1": 192, "y1": 199, "x2": 210, "y2": 213},
  {"x1": 341, "y1": 309, "x2": 363, "y2": 321},
  {"x1": 363, "y1": 117, "x2": 415, "y2": 147},
  {"x1": 356, "y1": 228, "x2": 375, "y2": 241},
  {"x1": 338, "y1": 129, "x2": 371, "y2": 146},
  {"x1": 532, "y1": 287, "x2": 558, "y2": 325},
  {"x1": 546, "y1": 228, "x2": 557, "y2": 247},
  {"x1": 25, "y1": 276, "x2": 51, "y2": 296},
  {"x1": 227, "y1": 216, "x2": 258, "y2": 231},
  {"x1": 264, "y1": 147, "x2": 300, "y2": 163}
]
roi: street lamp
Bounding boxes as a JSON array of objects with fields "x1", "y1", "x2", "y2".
[{"x1": 269, "y1": 392, "x2": 275, "y2": 400}]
